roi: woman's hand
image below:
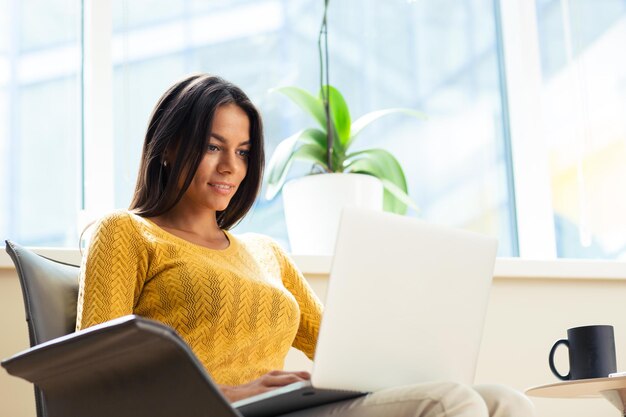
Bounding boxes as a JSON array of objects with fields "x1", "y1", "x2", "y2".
[{"x1": 219, "y1": 370, "x2": 311, "y2": 403}]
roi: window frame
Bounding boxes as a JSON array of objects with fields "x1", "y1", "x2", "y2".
[
  {"x1": 81, "y1": 0, "x2": 115, "y2": 230},
  {"x1": 496, "y1": 0, "x2": 558, "y2": 258}
]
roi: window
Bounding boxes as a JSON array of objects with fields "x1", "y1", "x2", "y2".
[
  {"x1": 0, "y1": 0, "x2": 82, "y2": 246},
  {"x1": 5, "y1": 0, "x2": 623, "y2": 259},
  {"x1": 110, "y1": 0, "x2": 517, "y2": 254},
  {"x1": 535, "y1": 0, "x2": 626, "y2": 258}
]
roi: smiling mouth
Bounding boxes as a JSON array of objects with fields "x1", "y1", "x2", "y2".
[
  {"x1": 208, "y1": 183, "x2": 236, "y2": 195},
  {"x1": 209, "y1": 183, "x2": 234, "y2": 190}
]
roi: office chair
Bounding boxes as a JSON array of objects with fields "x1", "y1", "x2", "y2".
[{"x1": 2, "y1": 240, "x2": 240, "y2": 417}]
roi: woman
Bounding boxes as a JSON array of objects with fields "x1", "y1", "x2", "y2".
[{"x1": 77, "y1": 74, "x2": 534, "y2": 417}]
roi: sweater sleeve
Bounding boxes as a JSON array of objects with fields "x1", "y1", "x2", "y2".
[
  {"x1": 76, "y1": 212, "x2": 149, "y2": 330},
  {"x1": 271, "y1": 242, "x2": 323, "y2": 360}
]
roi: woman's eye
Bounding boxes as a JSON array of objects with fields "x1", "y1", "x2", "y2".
[
  {"x1": 237, "y1": 149, "x2": 250, "y2": 158},
  {"x1": 207, "y1": 144, "x2": 219, "y2": 152}
]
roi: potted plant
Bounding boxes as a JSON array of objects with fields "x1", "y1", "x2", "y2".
[
  {"x1": 265, "y1": 86, "x2": 425, "y2": 254},
  {"x1": 264, "y1": 1, "x2": 425, "y2": 255}
]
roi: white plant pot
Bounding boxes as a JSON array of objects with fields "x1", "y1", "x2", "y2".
[{"x1": 282, "y1": 173, "x2": 384, "y2": 255}]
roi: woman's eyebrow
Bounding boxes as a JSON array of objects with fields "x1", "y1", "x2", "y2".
[{"x1": 209, "y1": 133, "x2": 250, "y2": 147}]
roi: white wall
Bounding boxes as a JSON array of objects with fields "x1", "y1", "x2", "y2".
[
  {"x1": 0, "y1": 267, "x2": 35, "y2": 417},
  {"x1": 2, "y1": 254, "x2": 626, "y2": 417}
]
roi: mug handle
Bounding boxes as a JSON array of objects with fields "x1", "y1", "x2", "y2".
[{"x1": 549, "y1": 339, "x2": 571, "y2": 380}]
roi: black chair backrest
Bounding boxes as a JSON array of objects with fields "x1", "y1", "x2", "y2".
[
  {"x1": 5, "y1": 240, "x2": 80, "y2": 417},
  {"x1": 5, "y1": 240, "x2": 80, "y2": 346}
]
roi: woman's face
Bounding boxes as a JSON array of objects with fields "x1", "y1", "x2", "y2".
[{"x1": 179, "y1": 103, "x2": 251, "y2": 214}]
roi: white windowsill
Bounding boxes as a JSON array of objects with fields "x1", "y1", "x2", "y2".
[{"x1": 2, "y1": 247, "x2": 626, "y2": 280}]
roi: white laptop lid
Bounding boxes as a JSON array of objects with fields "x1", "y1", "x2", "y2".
[{"x1": 311, "y1": 207, "x2": 498, "y2": 392}]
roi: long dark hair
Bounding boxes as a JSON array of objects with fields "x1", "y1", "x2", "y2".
[{"x1": 129, "y1": 74, "x2": 264, "y2": 229}]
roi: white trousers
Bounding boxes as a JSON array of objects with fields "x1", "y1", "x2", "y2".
[{"x1": 279, "y1": 383, "x2": 535, "y2": 417}]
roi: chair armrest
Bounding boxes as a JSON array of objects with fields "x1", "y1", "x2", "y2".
[{"x1": 2, "y1": 315, "x2": 241, "y2": 417}]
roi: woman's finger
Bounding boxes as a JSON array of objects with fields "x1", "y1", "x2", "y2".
[
  {"x1": 265, "y1": 370, "x2": 310, "y2": 379},
  {"x1": 262, "y1": 372, "x2": 309, "y2": 387}
]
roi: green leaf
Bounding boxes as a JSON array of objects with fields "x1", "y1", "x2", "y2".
[
  {"x1": 319, "y1": 85, "x2": 351, "y2": 148},
  {"x1": 348, "y1": 108, "x2": 427, "y2": 149},
  {"x1": 379, "y1": 178, "x2": 421, "y2": 214},
  {"x1": 265, "y1": 129, "x2": 327, "y2": 200},
  {"x1": 344, "y1": 149, "x2": 418, "y2": 214},
  {"x1": 265, "y1": 148, "x2": 327, "y2": 201},
  {"x1": 292, "y1": 143, "x2": 328, "y2": 165},
  {"x1": 272, "y1": 86, "x2": 327, "y2": 131},
  {"x1": 299, "y1": 127, "x2": 327, "y2": 149}
]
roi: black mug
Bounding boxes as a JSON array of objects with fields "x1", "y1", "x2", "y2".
[{"x1": 548, "y1": 325, "x2": 617, "y2": 380}]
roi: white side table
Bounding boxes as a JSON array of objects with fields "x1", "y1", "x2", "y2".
[{"x1": 527, "y1": 376, "x2": 626, "y2": 416}]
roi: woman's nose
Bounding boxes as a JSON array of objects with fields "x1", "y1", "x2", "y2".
[{"x1": 217, "y1": 152, "x2": 236, "y2": 174}]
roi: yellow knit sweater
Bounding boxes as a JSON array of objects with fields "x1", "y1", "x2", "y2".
[{"x1": 76, "y1": 211, "x2": 323, "y2": 386}]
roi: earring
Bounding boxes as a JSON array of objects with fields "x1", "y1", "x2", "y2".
[{"x1": 163, "y1": 160, "x2": 168, "y2": 167}]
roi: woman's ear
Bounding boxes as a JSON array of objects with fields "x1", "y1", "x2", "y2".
[{"x1": 163, "y1": 140, "x2": 181, "y2": 167}]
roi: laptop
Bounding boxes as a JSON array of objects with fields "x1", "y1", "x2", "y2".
[{"x1": 233, "y1": 207, "x2": 498, "y2": 417}]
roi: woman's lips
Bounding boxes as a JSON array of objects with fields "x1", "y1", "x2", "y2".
[{"x1": 208, "y1": 182, "x2": 235, "y2": 195}]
